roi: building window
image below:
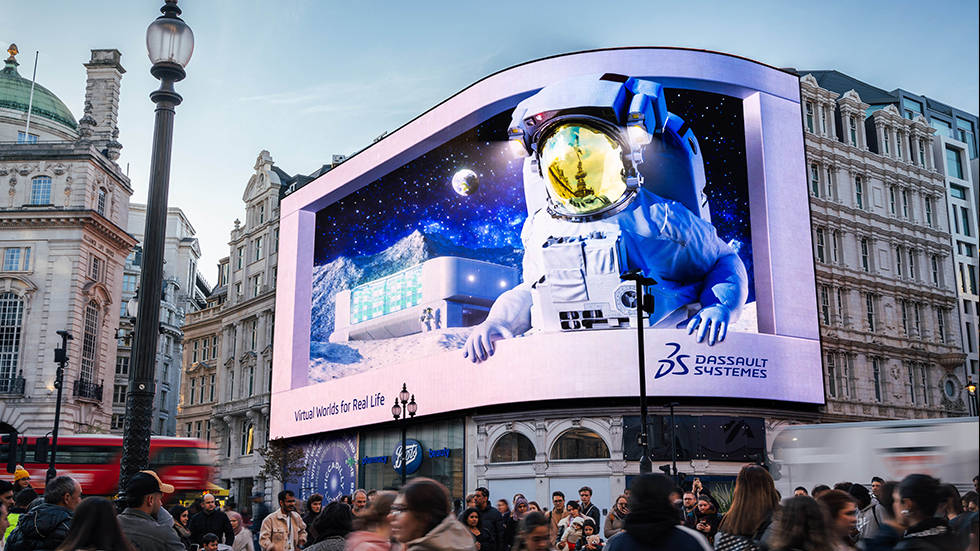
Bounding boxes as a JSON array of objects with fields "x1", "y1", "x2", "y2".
[
  {"x1": 836, "y1": 288, "x2": 845, "y2": 326},
  {"x1": 254, "y1": 237, "x2": 263, "y2": 262},
  {"x1": 209, "y1": 374, "x2": 216, "y2": 402},
  {"x1": 896, "y1": 247, "x2": 904, "y2": 277},
  {"x1": 251, "y1": 274, "x2": 262, "y2": 298},
  {"x1": 866, "y1": 293, "x2": 876, "y2": 332},
  {"x1": 913, "y1": 303, "x2": 921, "y2": 336},
  {"x1": 957, "y1": 118, "x2": 976, "y2": 158},
  {"x1": 111, "y1": 415, "x2": 125, "y2": 430},
  {"x1": 889, "y1": 187, "x2": 896, "y2": 215},
  {"x1": 97, "y1": 189, "x2": 107, "y2": 216},
  {"x1": 259, "y1": 205, "x2": 266, "y2": 224},
  {"x1": 272, "y1": 266, "x2": 278, "y2": 288},
  {"x1": 189, "y1": 377, "x2": 196, "y2": 405},
  {"x1": 241, "y1": 421, "x2": 254, "y2": 456},
  {"x1": 30, "y1": 176, "x2": 52, "y2": 205},
  {"x1": 872, "y1": 358, "x2": 882, "y2": 402},
  {"x1": 195, "y1": 420, "x2": 203, "y2": 440},
  {"x1": 113, "y1": 384, "x2": 127, "y2": 405},
  {"x1": 827, "y1": 353, "x2": 837, "y2": 397},
  {"x1": 908, "y1": 250, "x2": 916, "y2": 281},
  {"x1": 80, "y1": 301, "x2": 99, "y2": 382},
  {"x1": 902, "y1": 190, "x2": 909, "y2": 219},
  {"x1": 947, "y1": 147, "x2": 963, "y2": 179},
  {"x1": 192, "y1": 340, "x2": 199, "y2": 363},
  {"x1": 821, "y1": 106, "x2": 828, "y2": 134},
  {"x1": 925, "y1": 197, "x2": 933, "y2": 227},
  {"x1": 2, "y1": 247, "x2": 30, "y2": 272},
  {"x1": 901, "y1": 300, "x2": 909, "y2": 336},
  {"x1": 820, "y1": 286, "x2": 830, "y2": 325},
  {"x1": 115, "y1": 356, "x2": 129, "y2": 375},
  {"x1": 810, "y1": 164, "x2": 820, "y2": 197},
  {"x1": 122, "y1": 274, "x2": 137, "y2": 293},
  {"x1": 250, "y1": 320, "x2": 258, "y2": 350},
  {"x1": 920, "y1": 366, "x2": 929, "y2": 406},
  {"x1": 17, "y1": 131, "x2": 38, "y2": 144},
  {"x1": 160, "y1": 389, "x2": 169, "y2": 412},
  {"x1": 550, "y1": 428, "x2": 610, "y2": 460},
  {"x1": 228, "y1": 370, "x2": 234, "y2": 401},
  {"x1": 883, "y1": 131, "x2": 890, "y2": 155},
  {"x1": 931, "y1": 256, "x2": 940, "y2": 286},
  {"x1": 274, "y1": 229, "x2": 280, "y2": 252},
  {"x1": 0, "y1": 293, "x2": 25, "y2": 391},
  {"x1": 907, "y1": 364, "x2": 916, "y2": 404},
  {"x1": 206, "y1": 420, "x2": 212, "y2": 442},
  {"x1": 962, "y1": 207, "x2": 972, "y2": 238},
  {"x1": 861, "y1": 238, "x2": 870, "y2": 272},
  {"x1": 490, "y1": 432, "x2": 536, "y2": 463},
  {"x1": 237, "y1": 247, "x2": 245, "y2": 270},
  {"x1": 849, "y1": 117, "x2": 857, "y2": 146},
  {"x1": 896, "y1": 133, "x2": 903, "y2": 159},
  {"x1": 90, "y1": 256, "x2": 103, "y2": 282},
  {"x1": 918, "y1": 140, "x2": 926, "y2": 167},
  {"x1": 815, "y1": 228, "x2": 825, "y2": 262},
  {"x1": 855, "y1": 176, "x2": 864, "y2": 209},
  {"x1": 202, "y1": 338, "x2": 210, "y2": 362},
  {"x1": 937, "y1": 308, "x2": 947, "y2": 343},
  {"x1": 248, "y1": 365, "x2": 255, "y2": 396},
  {"x1": 805, "y1": 102, "x2": 814, "y2": 133}
]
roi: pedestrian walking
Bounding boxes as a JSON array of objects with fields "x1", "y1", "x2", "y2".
[
  {"x1": 461, "y1": 507, "x2": 495, "y2": 551},
  {"x1": 715, "y1": 464, "x2": 780, "y2": 550},
  {"x1": 302, "y1": 495, "x2": 322, "y2": 542},
  {"x1": 892, "y1": 474, "x2": 958, "y2": 551},
  {"x1": 603, "y1": 495, "x2": 627, "y2": 539},
  {"x1": 189, "y1": 494, "x2": 235, "y2": 547},
  {"x1": 768, "y1": 496, "x2": 834, "y2": 551},
  {"x1": 346, "y1": 491, "x2": 394, "y2": 551},
  {"x1": 169, "y1": 505, "x2": 192, "y2": 551},
  {"x1": 53, "y1": 497, "x2": 137, "y2": 551},
  {"x1": 228, "y1": 512, "x2": 254, "y2": 551},
  {"x1": 388, "y1": 478, "x2": 475, "y2": 551},
  {"x1": 603, "y1": 474, "x2": 710, "y2": 551},
  {"x1": 815, "y1": 490, "x2": 858, "y2": 551},
  {"x1": 304, "y1": 502, "x2": 352, "y2": 551},
  {"x1": 513, "y1": 512, "x2": 553, "y2": 551},
  {"x1": 116, "y1": 471, "x2": 185, "y2": 551},
  {"x1": 5, "y1": 475, "x2": 81, "y2": 551},
  {"x1": 258, "y1": 491, "x2": 306, "y2": 551},
  {"x1": 861, "y1": 481, "x2": 903, "y2": 551}
]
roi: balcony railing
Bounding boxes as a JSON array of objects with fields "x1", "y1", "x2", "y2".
[
  {"x1": 0, "y1": 372, "x2": 26, "y2": 395},
  {"x1": 74, "y1": 378, "x2": 104, "y2": 401}
]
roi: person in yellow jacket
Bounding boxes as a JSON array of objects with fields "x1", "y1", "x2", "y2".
[{"x1": 258, "y1": 491, "x2": 306, "y2": 551}]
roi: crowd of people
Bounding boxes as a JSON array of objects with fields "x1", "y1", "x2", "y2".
[{"x1": 0, "y1": 466, "x2": 977, "y2": 551}]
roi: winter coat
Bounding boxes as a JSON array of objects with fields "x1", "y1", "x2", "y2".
[
  {"x1": 302, "y1": 536, "x2": 347, "y2": 551},
  {"x1": 688, "y1": 506, "x2": 721, "y2": 544},
  {"x1": 892, "y1": 517, "x2": 958, "y2": 551},
  {"x1": 4, "y1": 503, "x2": 73, "y2": 551},
  {"x1": 189, "y1": 509, "x2": 236, "y2": 546},
  {"x1": 603, "y1": 509, "x2": 710, "y2": 551},
  {"x1": 174, "y1": 523, "x2": 193, "y2": 551},
  {"x1": 346, "y1": 530, "x2": 392, "y2": 551},
  {"x1": 258, "y1": 508, "x2": 307, "y2": 551},
  {"x1": 477, "y1": 504, "x2": 504, "y2": 551},
  {"x1": 603, "y1": 509, "x2": 625, "y2": 539},
  {"x1": 404, "y1": 515, "x2": 477, "y2": 551},
  {"x1": 117, "y1": 507, "x2": 187, "y2": 551},
  {"x1": 232, "y1": 528, "x2": 255, "y2": 551}
]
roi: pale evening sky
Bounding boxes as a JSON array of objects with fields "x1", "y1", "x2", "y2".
[{"x1": 2, "y1": 0, "x2": 978, "y2": 281}]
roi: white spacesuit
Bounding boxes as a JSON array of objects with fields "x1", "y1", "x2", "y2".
[{"x1": 464, "y1": 74, "x2": 748, "y2": 362}]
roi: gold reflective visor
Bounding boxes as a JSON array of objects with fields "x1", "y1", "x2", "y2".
[{"x1": 539, "y1": 123, "x2": 628, "y2": 217}]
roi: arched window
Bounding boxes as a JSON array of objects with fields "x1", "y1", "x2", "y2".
[
  {"x1": 0, "y1": 293, "x2": 25, "y2": 392},
  {"x1": 97, "y1": 188, "x2": 107, "y2": 216},
  {"x1": 550, "y1": 428, "x2": 609, "y2": 460},
  {"x1": 241, "y1": 420, "x2": 254, "y2": 456},
  {"x1": 80, "y1": 301, "x2": 99, "y2": 382},
  {"x1": 31, "y1": 176, "x2": 52, "y2": 205},
  {"x1": 490, "y1": 432, "x2": 535, "y2": 463}
]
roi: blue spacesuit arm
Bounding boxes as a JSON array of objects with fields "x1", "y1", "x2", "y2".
[
  {"x1": 463, "y1": 281, "x2": 534, "y2": 363},
  {"x1": 678, "y1": 252, "x2": 748, "y2": 345}
]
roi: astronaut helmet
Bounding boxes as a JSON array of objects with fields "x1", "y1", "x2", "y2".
[{"x1": 509, "y1": 74, "x2": 670, "y2": 222}]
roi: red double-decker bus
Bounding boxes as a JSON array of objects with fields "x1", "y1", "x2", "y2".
[{"x1": 15, "y1": 435, "x2": 216, "y2": 501}]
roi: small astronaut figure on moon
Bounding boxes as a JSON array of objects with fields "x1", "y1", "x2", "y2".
[{"x1": 464, "y1": 74, "x2": 748, "y2": 362}]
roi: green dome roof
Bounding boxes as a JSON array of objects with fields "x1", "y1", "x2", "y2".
[{"x1": 1, "y1": 59, "x2": 77, "y2": 130}]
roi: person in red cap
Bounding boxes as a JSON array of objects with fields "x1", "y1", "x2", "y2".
[{"x1": 117, "y1": 470, "x2": 185, "y2": 551}]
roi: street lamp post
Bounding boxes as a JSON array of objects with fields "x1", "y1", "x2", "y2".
[
  {"x1": 664, "y1": 402, "x2": 680, "y2": 486},
  {"x1": 119, "y1": 0, "x2": 193, "y2": 495},
  {"x1": 47, "y1": 330, "x2": 73, "y2": 483},
  {"x1": 621, "y1": 269, "x2": 655, "y2": 474},
  {"x1": 967, "y1": 378, "x2": 978, "y2": 416},
  {"x1": 391, "y1": 384, "x2": 417, "y2": 487}
]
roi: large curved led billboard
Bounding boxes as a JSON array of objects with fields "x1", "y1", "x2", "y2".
[{"x1": 272, "y1": 48, "x2": 822, "y2": 439}]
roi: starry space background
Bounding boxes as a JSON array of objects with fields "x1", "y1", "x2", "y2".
[{"x1": 313, "y1": 87, "x2": 754, "y2": 300}]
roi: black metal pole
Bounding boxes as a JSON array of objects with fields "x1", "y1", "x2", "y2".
[
  {"x1": 119, "y1": 64, "x2": 183, "y2": 496},
  {"x1": 635, "y1": 278, "x2": 651, "y2": 474},
  {"x1": 47, "y1": 331, "x2": 72, "y2": 483},
  {"x1": 400, "y1": 420, "x2": 407, "y2": 486},
  {"x1": 667, "y1": 402, "x2": 679, "y2": 486}
]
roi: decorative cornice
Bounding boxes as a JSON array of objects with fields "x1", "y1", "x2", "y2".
[{"x1": 0, "y1": 208, "x2": 137, "y2": 252}]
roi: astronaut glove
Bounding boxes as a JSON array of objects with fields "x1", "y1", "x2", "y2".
[
  {"x1": 463, "y1": 320, "x2": 516, "y2": 363},
  {"x1": 678, "y1": 304, "x2": 732, "y2": 346}
]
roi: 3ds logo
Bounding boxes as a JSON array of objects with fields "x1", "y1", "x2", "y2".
[
  {"x1": 655, "y1": 343, "x2": 690, "y2": 379},
  {"x1": 392, "y1": 439, "x2": 424, "y2": 474}
]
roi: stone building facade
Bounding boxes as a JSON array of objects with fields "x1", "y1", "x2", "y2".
[
  {"x1": 112, "y1": 204, "x2": 207, "y2": 436},
  {"x1": 798, "y1": 72, "x2": 970, "y2": 420},
  {"x1": 0, "y1": 46, "x2": 137, "y2": 434},
  {"x1": 177, "y1": 151, "x2": 286, "y2": 501}
]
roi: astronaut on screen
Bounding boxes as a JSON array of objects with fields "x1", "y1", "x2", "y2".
[{"x1": 463, "y1": 74, "x2": 748, "y2": 363}]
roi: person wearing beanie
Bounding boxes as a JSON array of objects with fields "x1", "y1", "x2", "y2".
[{"x1": 12, "y1": 469, "x2": 30, "y2": 494}]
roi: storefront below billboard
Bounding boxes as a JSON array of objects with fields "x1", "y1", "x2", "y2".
[{"x1": 359, "y1": 418, "x2": 465, "y2": 498}]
